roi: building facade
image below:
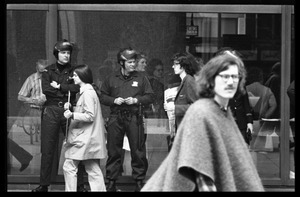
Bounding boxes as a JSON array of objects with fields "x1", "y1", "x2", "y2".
[{"x1": 7, "y1": 4, "x2": 294, "y2": 188}]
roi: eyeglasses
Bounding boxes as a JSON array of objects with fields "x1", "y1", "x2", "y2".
[{"x1": 217, "y1": 74, "x2": 240, "y2": 83}]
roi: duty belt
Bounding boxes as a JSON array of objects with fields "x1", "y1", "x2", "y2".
[
  {"x1": 57, "y1": 101, "x2": 64, "y2": 108},
  {"x1": 46, "y1": 101, "x2": 66, "y2": 108},
  {"x1": 30, "y1": 104, "x2": 43, "y2": 110}
]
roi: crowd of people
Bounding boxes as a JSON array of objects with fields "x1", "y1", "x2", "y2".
[{"x1": 10, "y1": 38, "x2": 293, "y2": 192}]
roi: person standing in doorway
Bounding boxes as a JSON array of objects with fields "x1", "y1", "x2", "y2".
[
  {"x1": 265, "y1": 62, "x2": 281, "y2": 118},
  {"x1": 135, "y1": 52, "x2": 148, "y2": 73},
  {"x1": 146, "y1": 58, "x2": 166, "y2": 119},
  {"x1": 100, "y1": 47, "x2": 153, "y2": 192},
  {"x1": 246, "y1": 67, "x2": 277, "y2": 120},
  {"x1": 164, "y1": 52, "x2": 199, "y2": 151},
  {"x1": 32, "y1": 40, "x2": 85, "y2": 192}
]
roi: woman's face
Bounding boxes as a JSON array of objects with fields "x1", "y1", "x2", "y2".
[
  {"x1": 136, "y1": 58, "x2": 147, "y2": 72},
  {"x1": 214, "y1": 65, "x2": 239, "y2": 101},
  {"x1": 153, "y1": 64, "x2": 164, "y2": 78},
  {"x1": 72, "y1": 71, "x2": 82, "y2": 85}
]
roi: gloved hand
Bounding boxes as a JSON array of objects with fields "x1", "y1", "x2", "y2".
[
  {"x1": 64, "y1": 110, "x2": 73, "y2": 119},
  {"x1": 64, "y1": 102, "x2": 72, "y2": 110}
]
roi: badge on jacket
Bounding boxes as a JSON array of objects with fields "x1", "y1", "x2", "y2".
[{"x1": 132, "y1": 81, "x2": 138, "y2": 87}]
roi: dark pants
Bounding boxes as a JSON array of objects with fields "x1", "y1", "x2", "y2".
[
  {"x1": 40, "y1": 106, "x2": 85, "y2": 186},
  {"x1": 7, "y1": 137, "x2": 33, "y2": 166},
  {"x1": 105, "y1": 112, "x2": 148, "y2": 181}
]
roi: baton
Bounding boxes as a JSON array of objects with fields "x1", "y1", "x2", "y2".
[
  {"x1": 138, "y1": 103, "x2": 143, "y2": 150},
  {"x1": 65, "y1": 90, "x2": 71, "y2": 139}
]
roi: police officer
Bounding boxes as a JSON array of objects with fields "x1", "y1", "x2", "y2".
[
  {"x1": 32, "y1": 40, "x2": 86, "y2": 192},
  {"x1": 100, "y1": 47, "x2": 154, "y2": 192}
]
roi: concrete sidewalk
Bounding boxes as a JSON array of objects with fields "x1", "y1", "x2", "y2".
[{"x1": 7, "y1": 184, "x2": 295, "y2": 192}]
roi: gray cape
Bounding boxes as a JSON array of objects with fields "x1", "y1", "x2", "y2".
[{"x1": 142, "y1": 98, "x2": 264, "y2": 191}]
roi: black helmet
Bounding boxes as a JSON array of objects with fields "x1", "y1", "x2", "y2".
[
  {"x1": 117, "y1": 47, "x2": 137, "y2": 66},
  {"x1": 53, "y1": 39, "x2": 73, "y2": 59}
]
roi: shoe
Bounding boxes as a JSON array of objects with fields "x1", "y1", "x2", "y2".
[
  {"x1": 32, "y1": 185, "x2": 48, "y2": 192},
  {"x1": 77, "y1": 184, "x2": 88, "y2": 192},
  {"x1": 19, "y1": 155, "x2": 33, "y2": 172},
  {"x1": 106, "y1": 180, "x2": 117, "y2": 192},
  {"x1": 135, "y1": 180, "x2": 144, "y2": 192}
]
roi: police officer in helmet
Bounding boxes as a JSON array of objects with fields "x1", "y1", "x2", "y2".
[
  {"x1": 32, "y1": 40, "x2": 86, "y2": 192},
  {"x1": 100, "y1": 47, "x2": 154, "y2": 192}
]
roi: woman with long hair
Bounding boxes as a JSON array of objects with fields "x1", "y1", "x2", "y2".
[{"x1": 63, "y1": 64, "x2": 107, "y2": 191}]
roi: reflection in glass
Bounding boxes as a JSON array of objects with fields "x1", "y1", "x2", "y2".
[{"x1": 7, "y1": 10, "x2": 47, "y2": 175}]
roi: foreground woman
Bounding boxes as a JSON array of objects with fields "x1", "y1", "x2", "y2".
[{"x1": 63, "y1": 64, "x2": 107, "y2": 191}]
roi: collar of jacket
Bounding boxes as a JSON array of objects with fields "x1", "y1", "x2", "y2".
[
  {"x1": 79, "y1": 83, "x2": 94, "y2": 95},
  {"x1": 47, "y1": 62, "x2": 72, "y2": 73},
  {"x1": 115, "y1": 68, "x2": 139, "y2": 80}
]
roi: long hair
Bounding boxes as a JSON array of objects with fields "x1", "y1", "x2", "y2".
[
  {"x1": 171, "y1": 52, "x2": 196, "y2": 76},
  {"x1": 73, "y1": 64, "x2": 101, "y2": 99},
  {"x1": 195, "y1": 54, "x2": 247, "y2": 98}
]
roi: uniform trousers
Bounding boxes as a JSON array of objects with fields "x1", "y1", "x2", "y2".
[
  {"x1": 40, "y1": 105, "x2": 85, "y2": 186},
  {"x1": 63, "y1": 159, "x2": 106, "y2": 191},
  {"x1": 106, "y1": 112, "x2": 148, "y2": 181}
]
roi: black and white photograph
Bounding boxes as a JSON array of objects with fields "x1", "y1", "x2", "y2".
[{"x1": 6, "y1": 2, "x2": 295, "y2": 192}]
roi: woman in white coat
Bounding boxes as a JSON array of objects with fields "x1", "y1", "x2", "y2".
[{"x1": 63, "y1": 64, "x2": 107, "y2": 191}]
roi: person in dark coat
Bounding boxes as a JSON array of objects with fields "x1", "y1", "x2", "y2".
[
  {"x1": 265, "y1": 62, "x2": 281, "y2": 118},
  {"x1": 214, "y1": 47, "x2": 253, "y2": 145},
  {"x1": 164, "y1": 52, "x2": 199, "y2": 151},
  {"x1": 229, "y1": 91, "x2": 254, "y2": 145}
]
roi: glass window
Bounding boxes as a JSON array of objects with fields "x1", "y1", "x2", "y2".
[
  {"x1": 7, "y1": 10, "x2": 47, "y2": 175},
  {"x1": 7, "y1": 5, "x2": 294, "y2": 187},
  {"x1": 56, "y1": 10, "x2": 291, "y2": 180}
]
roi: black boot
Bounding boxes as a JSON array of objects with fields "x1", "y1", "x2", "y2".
[
  {"x1": 106, "y1": 180, "x2": 117, "y2": 192},
  {"x1": 135, "y1": 180, "x2": 144, "y2": 192},
  {"x1": 32, "y1": 185, "x2": 48, "y2": 192}
]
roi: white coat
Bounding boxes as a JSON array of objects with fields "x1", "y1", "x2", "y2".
[{"x1": 65, "y1": 83, "x2": 107, "y2": 160}]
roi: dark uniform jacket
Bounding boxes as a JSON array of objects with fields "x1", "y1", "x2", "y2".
[
  {"x1": 42, "y1": 62, "x2": 80, "y2": 106},
  {"x1": 174, "y1": 74, "x2": 199, "y2": 129},
  {"x1": 229, "y1": 91, "x2": 253, "y2": 131},
  {"x1": 100, "y1": 69, "x2": 154, "y2": 112}
]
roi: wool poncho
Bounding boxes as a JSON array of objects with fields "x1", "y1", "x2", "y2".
[{"x1": 142, "y1": 98, "x2": 264, "y2": 192}]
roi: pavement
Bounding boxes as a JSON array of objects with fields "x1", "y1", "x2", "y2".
[{"x1": 6, "y1": 183, "x2": 295, "y2": 192}]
